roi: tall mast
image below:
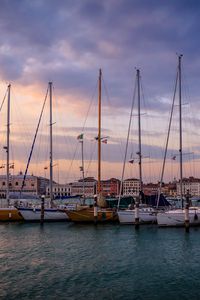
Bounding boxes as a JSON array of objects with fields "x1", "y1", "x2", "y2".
[
  {"x1": 81, "y1": 137, "x2": 85, "y2": 202},
  {"x1": 178, "y1": 55, "x2": 183, "y2": 209},
  {"x1": 137, "y1": 69, "x2": 142, "y2": 197},
  {"x1": 97, "y1": 69, "x2": 102, "y2": 197},
  {"x1": 49, "y1": 82, "x2": 53, "y2": 206},
  {"x1": 6, "y1": 84, "x2": 11, "y2": 205}
]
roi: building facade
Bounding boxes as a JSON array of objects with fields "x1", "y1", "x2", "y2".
[
  {"x1": 71, "y1": 177, "x2": 97, "y2": 197},
  {"x1": 46, "y1": 183, "x2": 71, "y2": 198},
  {"x1": 0, "y1": 173, "x2": 50, "y2": 198},
  {"x1": 100, "y1": 178, "x2": 121, "y2": 197},
  {"x1": 143, "y1": 183, "x2": 158, "y2": 195},
  {"x1": 176, "y1": 177, "x2": 200, "y2": 196},
  {"x1": 123, "y1": 178, "x2": 140, "y2": 196}
]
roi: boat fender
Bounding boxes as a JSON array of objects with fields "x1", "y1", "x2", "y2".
[
  {"x1": 33, "y1": 207, "x2": 36, "y2": 212},
  {"x1": 194, "y1": 212, "x2": 198, "y2": 221}
]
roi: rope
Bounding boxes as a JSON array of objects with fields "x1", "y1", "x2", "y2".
[
  {"x1": 20, "y1": 86, "x2": 49, "y2": 192},
  {"x1": 0, "y1": 88, "x2": 8, "y2": 113}
]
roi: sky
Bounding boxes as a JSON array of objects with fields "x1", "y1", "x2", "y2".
[{"x1": 0, "y1": 0, "x2": 200, "y2": 183}]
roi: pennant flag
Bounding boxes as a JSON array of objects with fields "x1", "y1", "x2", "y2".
[
  {"x1": 79, "y1": 166, "x2": 83, "y2": 171},
  {"x1": 102, "y1": 139, "x2": 107, "y2": 144},
  {"x1": 172, "y1": 155, "x2": 176, "y2": 160},
  {"x1": 94, "y1": 136, "x2": 98, "y2": 140},
  {"x1": 9, "y1": 164, "x2": 14, "y2": 169},
  {"x1": 129, "y1": 159, "x2": 134, "y2": 164},
  {"x1": 44, "y1": 166, "x2": 48, "y2": 170},
  {"x1": 0, "y1": 165, "x2": 5, "y2": 169},
  {"x1": 77, "y1": 133, "x2": 83, "y2": 140}
]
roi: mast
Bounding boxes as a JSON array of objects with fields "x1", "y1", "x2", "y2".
[
  {"x1": 81, "y1": 137, "x2": 85, "y2": 203},
  {"x1": 135, "y1": 69, "x2": 142, "y2": 228},
  {"x1": 97, "y1": 69, "x2": 102, "y2": 197},
  {"x1": 49, "y1": 82, "x2": 53, "y2": 207},
  {"x1": 178, "y1": 55, "x2": 183, "y2": 209},
  {"x1": 6, "y1": 84, "x2": 11, "y2": 205},
  {"x1": 137, "y1": 69, "x2": 143, "y2": 199}
]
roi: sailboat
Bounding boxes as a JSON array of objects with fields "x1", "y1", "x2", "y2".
[
  {"x1": 117, "y1": 69, "x2": 163, "y2": 224},
  {"x1": 18, "y1": 82, "x2": 68, "y2": 222},
  {"x1": 0, "y1": 84, "x2": 23, "y2": 221},
  {"x1": 157, "y1": 55, "x2": 200, "y2": 227},
  {"x1": 66, "y1": 69, "x2": 118, "y2": 223}
]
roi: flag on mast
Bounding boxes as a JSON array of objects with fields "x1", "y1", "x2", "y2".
[
  {"x1": 77, "y1": 133, "x2": 84, "y2": 140},
  {"x1": 129, "y1": 159, "x2": 134, "y2": 164},
  {"x1": 102, "y1": 139, "x2": 107, "y2": 144}
]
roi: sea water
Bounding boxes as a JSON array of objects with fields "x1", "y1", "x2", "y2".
[{"x1": 0, "y1": 223, "x2": 200, "y2": 300}]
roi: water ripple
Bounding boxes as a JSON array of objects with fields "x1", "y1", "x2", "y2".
[{"x1": 0, "y1": 223, "x2": 200, "y2": 299}]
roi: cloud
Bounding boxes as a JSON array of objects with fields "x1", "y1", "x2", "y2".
[{"x1": 0, "y1": 0, "x2": 200, "y2": 180}]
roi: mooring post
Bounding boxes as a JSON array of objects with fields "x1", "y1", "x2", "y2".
[
  {"x1": 94, "y1": 195, "x2": 98, "y2": 225},
  {"x1": 135, "y1": 198, "x2": 140, "y2": 229},
  {"x1": 41, "y1": 195, "x2": 45, "y2": 225},
  {"x1": 185, "y1": 189, "x2": 190, "y2": 233}
]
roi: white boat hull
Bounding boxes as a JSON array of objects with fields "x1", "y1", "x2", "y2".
[
  {"x1": 157, "y1": 208, "x2": 200, "y2": 227},
  {"x1": 118, "y1": 208, "x2": 157, "y2": 224},
  {"x1": 18, "y1": 207, "x2": 69, "y2": 221}
]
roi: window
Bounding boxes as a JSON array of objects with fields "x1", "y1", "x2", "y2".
[
  {"x1": 2, "y1": 182, "x2": 5, "y2": 186},
  {"x1": 15, "y1": 182, "x2": 18, "y2": 186}
]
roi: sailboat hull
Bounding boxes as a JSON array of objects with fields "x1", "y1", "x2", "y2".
[
  {"x1": 0, "y1": 207, "x2": 23, "y2": 221},
  {"x1": 118, "y1": 208, "x2": 157, "y2": 224},
  {"x1": 157, "y1": 208, "x2": 200, "y2": 227},
  {"x1": 18, "y1": 207, "x2": 69, "y2": 222},
  {"x1": 66, "y1": 208, "x2": 118, "y2": 223}
]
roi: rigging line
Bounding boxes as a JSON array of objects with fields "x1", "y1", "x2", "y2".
[
  {"x1": 11, "y1": 86, "x2": 32, "y2": 156},
  {"x1": 66, "y1": 141, "x2": 79, "y2": 182},
  {"x1": 35, "y1": 104, "x2": 47, "y2": 176},
  {"x1": 102, "y1": 73, "x2": 127, "y2": 164},
  {"x1": 156, "y1": 68, "x2": 179, "y2": 208},
  {"x1": 82, "y1": 81, "x2": 98, "y2": 132},
  {"x1": 66, "y1": 82, "x2": 98, "y2": 182},
  {"x1": 65, "y1": 81, "x2": 98, "y2": 183},
  {"x1": 102, "y1": 76, "x2": 112, "y2": 107},
  {"x1": 85, "y1": 140, "x2": 97, "y2": 176},
  {"x1": 0, "y1": 88, "x2": 8, "y2": 113},
  {"x1": 117, "y1": 74, "x2": 137, "y2": 209},
  {"x1": 20, "y1": 86, "x2": 49, "y2": 192},
  {"x1": 51, "y1": 85, "x2": 60, "y2": 181},
  {"x1": 182, "y1": 71, "x2": 196, "y2": 172},
  {"x1": 140, "y1": 73, "x2": 153, "y2": 180}
]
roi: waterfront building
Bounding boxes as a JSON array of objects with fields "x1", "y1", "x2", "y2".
[
  {"x1": 123, "y1": 178, "x2": 140, "y2": 196},
  {"x1": 143, "y1": 183, "x2": 158, "y2": 195},
  {"x1": 176, "y1": 177, "x2": 200, "y2": 196},
  {"x1": 100, "y1": 178, "x2": 120, "y2": 197},
  {"x1": 71, "y1": 177, "x2": 97, "y2": 197},
  {"x1": 0, "y1": 173, "x2": 50, "y2": 198},
  {"x1": 163, "y1": 181, "x2": 177, "y2": 196},
  {"x1": 46, "y1": 183, "x2": 71, "y2": 198}
]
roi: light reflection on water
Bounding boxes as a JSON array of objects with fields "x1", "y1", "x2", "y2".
[{"x1": 0, "y1": 223, "x2": 200, "y2": 299}]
